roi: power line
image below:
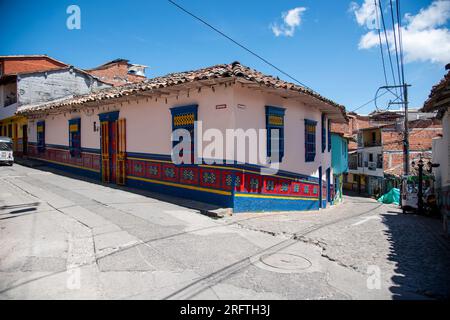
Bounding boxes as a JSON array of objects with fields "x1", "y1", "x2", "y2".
[
  {"x1": 378, "y1": 0, "x2": 399, "y2": 97},
  {"x1": 374, "y1": 0, "x2": 388, "y2": 86},
  {"x1": 351, "y1": 89, "x2": 389, "y2": 112},
  {"x1": 167, "y1": 0, "x2": 315, "y2": 93},
  {"x1": 389, "y1": 0, "x2": 403, "y2": 102},
  {"x1": 396, "y1": 0, "x2": 406, "y2": 94}
]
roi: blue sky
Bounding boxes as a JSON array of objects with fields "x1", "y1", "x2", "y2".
[{"x1": 0, "y1": 0, "x2": 449, "y2": 114}]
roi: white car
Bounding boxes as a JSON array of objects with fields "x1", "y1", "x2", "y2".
[{"x1": 0, "y1": 136, "x2": 14, "y2": 166}]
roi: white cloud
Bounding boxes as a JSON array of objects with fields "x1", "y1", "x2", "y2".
[
  {"x1": 349, "y1": 0, "x2": 379, "y2": 29},
  {"x1": 271, "y1": 7, "x2": 307, "y2": 37},
  {"x1": 406, "y1": 0, "x2": 450, "y2": 31},
  {"x1": 351, "y1": 0, "x2": 450, "y2": 65}
]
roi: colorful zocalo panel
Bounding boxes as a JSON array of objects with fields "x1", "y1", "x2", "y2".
[{"x1": 26, "y1": 144, "x2": 320, "y2": 212}]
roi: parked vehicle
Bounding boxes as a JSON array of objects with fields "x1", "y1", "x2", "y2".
[
  {"x1": 0, "y1": 136, "x2": 14, "y2": 166},
  {"x1": 401, "y1": 175, "x2": 438, "y2": 215}
]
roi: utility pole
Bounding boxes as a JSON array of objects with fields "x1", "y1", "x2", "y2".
[
  {"x1": 403, "y1": 83, "x2": 410, "y2": 176},
  {"x1": 376, "y1": 84, "x2": 411, "y2": 176}
]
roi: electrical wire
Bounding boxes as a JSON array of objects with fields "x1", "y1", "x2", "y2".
[
  {"x1": 378, "y1": 0, "x2": 399, "y2": 97},
  {"x1": 374, "y1": 0, "x2": 388, "y2": 87},
  {"x1": 389, "y1": 0, "x2": 403, "y2": 102},
  {"x1": 167, "y1": 0, "x2": 315, "y2": 93},
  {"x1": 351, "y1": 89, "x2": 390, "y2": 112}
]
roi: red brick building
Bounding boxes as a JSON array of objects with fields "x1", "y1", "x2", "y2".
[
  {"x1": 85, "y1": 59, "x2": 147, "y2": 86},
  {"x1": 331, "y1": 112, "x2": 370, "y2": 151}
]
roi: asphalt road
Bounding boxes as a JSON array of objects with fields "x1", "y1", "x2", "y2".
[{"x1": 1, "y1": 164, "x2": 449, "y2": 299}]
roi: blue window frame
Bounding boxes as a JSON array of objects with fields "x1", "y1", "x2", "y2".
[
  {"x1": 328, "y1": 119, "x2": 332, "y2": 152},
  {"x1": 266, "y1": 106, "x2": 285, "y2": 162},
  {"x1": 321, "y1": 114, "x2": 326, "y2": 153},
  {"x1": 305, "y1": 119, "x2": 317, "y2": 162},
  {"x1": 69, "y1": 118, "x2": 81, "y2": 158},
  {"x1": 170, "y1": 105, "x2": 198, "y2": 163},
  {"x1": 37, "y1": 121, "x2": 45, "y2": 153}
]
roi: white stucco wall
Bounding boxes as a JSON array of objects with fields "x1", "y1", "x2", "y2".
[
  {"x1": 27, "y1": 83, "x2": 336, "y2": 180},
  {"x1": 17, "y1": 68, "x2": 110, "y2": 107},
  {"x1": 0, "y1": 82, "x2": 18, "y2": 120},
  {"x1": 120, "y1": 84, "x2": 235, "y2": 156},
  {"x1": 28, "y1": 110, "x2": 101, "y2": 150},
  {"x1": 433, "y1": 111, "x2": 450, "y2": 189},
  {"x1": 233, "y1": 85, "x2": 332, "y2": 179}
]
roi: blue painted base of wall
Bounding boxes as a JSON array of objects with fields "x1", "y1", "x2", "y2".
[
  {"x1": 234, "y1": 195, "x2": 320, "y2": 213},
  {"x1": 126, "y1": 178, "x2": 233, "y2": 209}
]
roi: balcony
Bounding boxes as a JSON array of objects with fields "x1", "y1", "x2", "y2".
[{"x1": 363, "y1": 141, "x2": 381, "y2": 148}]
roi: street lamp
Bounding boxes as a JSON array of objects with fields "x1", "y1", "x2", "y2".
[{"x1": 417, "y1": 159, "x2": 424, "y2": 215}]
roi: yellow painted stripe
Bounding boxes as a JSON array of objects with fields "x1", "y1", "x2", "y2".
[
  {"x1": 127, "y1": 175, "x2": 232, "y2": 196},
  {"x1": 235, "y1": 193, "x2": 318, "y2": 201},
  {"x1": 28, "y1": 157, "x2": 100, "y2": 173}
]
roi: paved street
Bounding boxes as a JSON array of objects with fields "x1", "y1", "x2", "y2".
[{"x1": 1, "y1": 164, "x2": 449, "y2": 300}]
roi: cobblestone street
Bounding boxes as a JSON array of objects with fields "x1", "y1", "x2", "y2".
[{"x1": 1, "y1": 164, "x2": 449, "y2": 299}]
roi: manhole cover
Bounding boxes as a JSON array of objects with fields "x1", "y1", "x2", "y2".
[{"x1": 259, "y1": 253, "x2": 312, "y2": 271}]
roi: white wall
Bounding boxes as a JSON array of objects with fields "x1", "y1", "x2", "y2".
[
  {"x1": 233, "y1": 85, "x2": 332, "y2": 178},
  {"x1": 27, "y1": 83, "x2": 336, "y2": 179},
  {"x1": 433, "y1": 111, "x2": 450, "y2": 189},
  {"x1": 28, "y1": 110, "x2": 101, "y2": 150},
  {"x1": 0, "y1": 82, "x2": 18, "y2": 120},
  {"x1": 17, "y1": 69, "x2": 110, "y2": 107}
]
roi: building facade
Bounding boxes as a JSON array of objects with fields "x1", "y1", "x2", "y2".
[
  {"x1": 18, "y1": 62, "x2": 347, "y2": 213},
  {"x1": 422, "y1": 64, "x2": 450, "y2": 235},
  {"x1": 0, "y1": 55, "x2": 69, "y2": 155},
  {"x1": 331, "y1": 133, "x2": 348, "y2": 204},
  {"x1": 0, "y1": 55, "x2": 111, "y2": 156},
  {"x1": 84, "y1": 59, "x2": 148, "y2": 86}
]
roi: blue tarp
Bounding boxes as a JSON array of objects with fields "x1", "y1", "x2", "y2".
[{"x1": 377, "y1": 188, "x2": 400, "y2": 205}]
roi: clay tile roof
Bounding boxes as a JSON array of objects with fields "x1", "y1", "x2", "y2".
[
  {"x1": 17, "y1": 62, "x2": 347, "y2": 120},
  {"x1": 422, "y1": 67, "x2": 450, "y2": 117}
]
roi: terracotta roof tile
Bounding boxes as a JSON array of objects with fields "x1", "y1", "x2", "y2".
[{"x1": 17, "y1": 62, "x2": 347, "y2": 119}]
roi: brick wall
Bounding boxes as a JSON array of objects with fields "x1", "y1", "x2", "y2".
[
  {"x1": 382, "y1": 119, "x2": 442, "y2": 176},
  {"x1": 87, "y1": 62, "x2": 146, "y2": 86}
]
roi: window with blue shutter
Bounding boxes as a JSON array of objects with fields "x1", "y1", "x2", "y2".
[
  {"x1": 321, "y1": 114, "x2": 326, "y2": 153},
  {"x1": 37, "y1": 121, "x2": 45, "y2": 153},
  {"x1": 305, "y1": 119, "x2": 317, "y2": 162},
  {"x1": 69, "y1": 118, "x2": 81, "y2": 158},
  {"x1": 328, "y1": 119, "x2": 332, "y2": 152},
  {"x1": 170, "y1": 105, "x2": 198, "y2": 163},
  {"x1": 266, "y1": 106, "x2": 285, "y2": 162}
]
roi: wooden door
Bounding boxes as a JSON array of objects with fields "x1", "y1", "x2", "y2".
[
  {"x1": 22, "y1": 125, "x2": 28, "y2": 155},
  {"x1": 116, "y1": 118, "x2": 126, "y2": 185},
  {"x1": 101, "y1": 121, "x2": 110, "y2": 183},
  {"x1": 109, "y1": 121, "x2": 118, "y2": 182}
]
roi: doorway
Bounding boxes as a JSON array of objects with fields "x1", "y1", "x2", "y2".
[
  {"x1": 318, "y1": 166, "x2": 322, "y2": 209},
  {"x1": 326, "y1": 168, "x2": 331, "y2": 204},
  {"x1": 99, "y1": 112, "x2": 126, "y2": 185},
  {"x1": 22, "y1": 124, "x2": 28, "y2": 155}
]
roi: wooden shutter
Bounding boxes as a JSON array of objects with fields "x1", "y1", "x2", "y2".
[
  {"x1": 101, "y1": 121, "x2": 110, "y2": 183},
  {"x1": 116, "y1": 118, "x2": 126, "y2": 185}
]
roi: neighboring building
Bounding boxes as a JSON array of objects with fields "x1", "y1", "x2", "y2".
[
  {"x1": 17, "y1": 62, "x2": 347, "y2": 213},
  {"x1": 345, "y1": 119, "x2": 442, "y2": 196},
  {"x1": 0, "y1": 55, "x2": 69, "y2": 154},
  {"x1": 0, "y1": 55, "x2": 111, "y2": 156},
  {"x1": 422, "y1": 64, "x2": 450, "y2": 235},
  {"x1": 85, "y1": 59, "x2": 148, "y2": 86},
  {"x1": 331, "y1": 132, "x2": 348, "y2": 204}
]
